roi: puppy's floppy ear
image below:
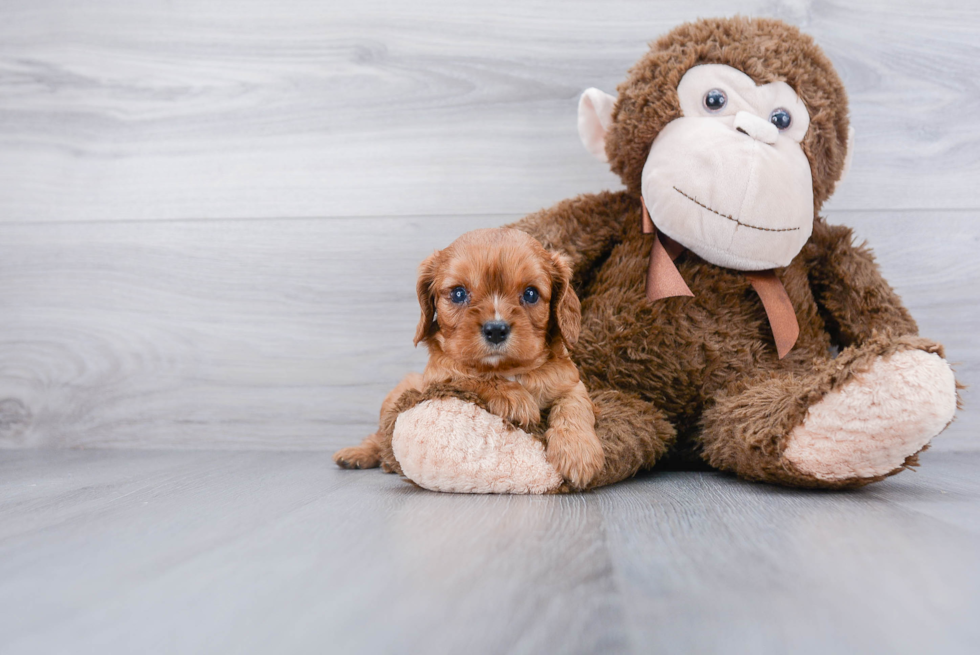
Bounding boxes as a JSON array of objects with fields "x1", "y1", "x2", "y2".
[
  {"x1": 548, "y1": 251, "x2": 581, "y2": 348},
  {"x1": 413, "y1": 251, "x2": 440, "y2": 347}
]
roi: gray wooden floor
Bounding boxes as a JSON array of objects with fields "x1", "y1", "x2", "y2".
[
  {"x1": 2, "y1": 1, "x2": 980, "y2": 653},
  {"x1": 0, "y1": 450, "x2": 978, "y2": 655}
]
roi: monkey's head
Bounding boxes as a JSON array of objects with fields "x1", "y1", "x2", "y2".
[{"x1": 579, "y1": 17, "x2": 853, "y2": 270}]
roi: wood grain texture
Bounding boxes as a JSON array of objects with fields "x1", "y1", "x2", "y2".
[
  {"x1": 0, "y1": 449, "x2": 976, "y2": 654},
  {"x1": 0, "y1": 0, "x2": 978, "y2": 223},
  {"x1": 1, "y1": 211, "x2": 976, "y2": 450},
  {"x1": 0, "y1": 1, "x2": 976, "y2": 452}
]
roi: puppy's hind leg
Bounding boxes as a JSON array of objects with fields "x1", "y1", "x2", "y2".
[
  {"x1": 334, "y1": 431, "x2": 386, "y2": 470},
  {"x1": 333, "y1": 372, "x2": 423, "y2": 470}
]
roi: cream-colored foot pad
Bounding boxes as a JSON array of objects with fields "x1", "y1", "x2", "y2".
[
  {"x1": 392, "y1": 398, "x2": 563, "y2": 494},
  {"x1": 785, "y1": 350, "x2": 957, "y2": 481}
]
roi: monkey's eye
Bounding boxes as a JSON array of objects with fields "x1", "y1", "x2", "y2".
[
  {"x1": 769, "y1": 108, "x2": 792, "y2": 130},
  {"x1": 522, "y1": 287, "x2": 540, "y2": 304},
  {"x1": 703, "y1": 89, "x2": 727, "y2": 112},
  {"x1": 449, "y1": 286, "x2": 468, "y2": 304}
]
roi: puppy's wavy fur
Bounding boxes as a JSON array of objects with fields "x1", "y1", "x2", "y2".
[{"x1": 334, "y1": 228, "x2": 604, "y2": 489}]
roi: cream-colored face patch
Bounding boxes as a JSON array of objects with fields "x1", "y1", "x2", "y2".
[{"x1": 641, "y1": 64, "x2": 814, "y2": 270}]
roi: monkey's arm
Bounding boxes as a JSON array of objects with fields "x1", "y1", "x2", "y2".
[
  {"x1": 508, "y1": 190, "x2": 633, "y2": 277},
  {"x1": 806, "y1": 218, "x2": 918, "y2": 348}
]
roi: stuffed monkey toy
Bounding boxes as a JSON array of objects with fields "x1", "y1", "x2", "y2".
[{"x1": 360, "y1": 17, "x2": 959, "y2": 493}]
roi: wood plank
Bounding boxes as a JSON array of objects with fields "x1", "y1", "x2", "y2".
[
  {"x1": 0, "y1": 210, "x2": 976, "y2": 450},
  {"x1": 598, "y1": 454, "x2": 980, "y2": 654},
  {"x1": 0, "y1": 450, "x2": 977, "y2": 654},
  {"x1": 0, "y1": 0, "x2": 978, "y2": 223},
  {"x1": 866, "y1": 453, "x2": 980, "y2": 536},
  {"x1": 0, "y1": 450, "x2": 627, "y2": 655}
]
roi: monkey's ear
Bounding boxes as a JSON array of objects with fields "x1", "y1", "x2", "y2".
[
  {"x1": 835, "y1": 126, "x2": 856, "y2": 189},
  {"x1": 413, "y1": 251, "x2": 440, "y2": 347},
  {"x1": 548, "y1": 251, "x2": 581, "y2": 348},
  {"x1": 578, "y1": 88, "x2": 616, "y2": 163}
]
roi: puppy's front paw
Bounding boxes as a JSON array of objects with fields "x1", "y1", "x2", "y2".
[
  {"x1": 333, "y1": 444, "x2": 381, "y2": 470},
  {"x1": 487, "y1": 392, "x2": 541, "y2": 430},
  {"x1": 545, "y1": 427, "x2": 604, "y2": 489}
]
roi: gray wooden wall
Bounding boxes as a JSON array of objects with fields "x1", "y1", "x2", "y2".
[{"x1": 1, "y1": 0, "x2": 977, "y2": 450}]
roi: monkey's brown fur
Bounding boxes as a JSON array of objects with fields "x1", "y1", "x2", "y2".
[
  {"x1": 506, "y1": 186, "x2": 935, "y2": 489},
  {"x1": 379, "y1": 17, "x2": 954, "y2": 490},
  {"x1": 516, "y1": 17, "x2": 948, "y2": 489}
]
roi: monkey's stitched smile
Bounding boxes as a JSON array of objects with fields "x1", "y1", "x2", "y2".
[{"x1": 672, "y1": 186, "x2": 800, "y2": 233}]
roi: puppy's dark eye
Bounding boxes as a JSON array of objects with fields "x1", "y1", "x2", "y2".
[
  {"x1": 522, "y1": 287, "x2": 539, "y2": 304},
  {"x1": 449, "y1": 286, "x2": 468, "y2": 304}
]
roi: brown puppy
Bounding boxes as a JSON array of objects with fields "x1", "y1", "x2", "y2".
[{"x1": 334, "y1": 227, "x2": 604, "y2": 488}]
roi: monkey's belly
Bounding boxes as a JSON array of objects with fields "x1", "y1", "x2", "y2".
[{"x1": 575, "y1": 253, "x2": 827, "y2": 428}]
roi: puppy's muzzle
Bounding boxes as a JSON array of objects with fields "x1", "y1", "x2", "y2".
[{"x1": 482, "y1": 320, "x2": 511, "y2": 345}]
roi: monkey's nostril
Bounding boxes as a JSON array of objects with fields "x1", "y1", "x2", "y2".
[
  {"x1": 732, "y1": 111, "x2": 779, "y2": 145},
  {"x1": 482, "y1": 320, "x2": 511, "y2": 345}
]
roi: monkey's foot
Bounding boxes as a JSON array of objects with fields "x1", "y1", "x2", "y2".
[
  {"x1": 784, "y1": 349, "x2": 957, "y2": 482},
  {"x1": 391, "y1": 398, "x2": 563, "y2": 494}
]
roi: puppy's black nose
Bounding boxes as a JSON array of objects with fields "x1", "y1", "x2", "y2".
[{"x1": 482, "y1": 320, "x2": 510, "y2": 345}]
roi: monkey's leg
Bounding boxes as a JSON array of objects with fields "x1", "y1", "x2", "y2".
[
  {"x1": 333, "y1": 372, "x2": 423, "y2": 470},
  {"x1": 699, "y1": 335, "x2": 957, "y2": 488},
  {"x1": 582, "y1": 387, "x2": 677, "y2": 490}
]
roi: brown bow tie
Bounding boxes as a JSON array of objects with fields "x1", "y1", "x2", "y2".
[{"x1": 641, "y1": 199, "x2": 800, "y2": 359}]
